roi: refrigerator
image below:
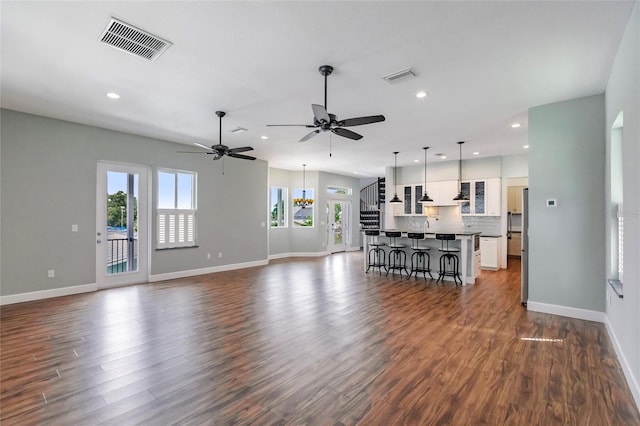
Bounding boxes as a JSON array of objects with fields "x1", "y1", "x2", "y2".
[{"x1": 521, "y1": 188, "x2": 529, "y2": 305}]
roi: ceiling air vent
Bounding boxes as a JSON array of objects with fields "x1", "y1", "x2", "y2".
[
  {"x1": 99, "y1": 18, "x2": 172, "y2": 61},
  {"x1": 383, "y1": 68, "x2": 417, "y2": 84}
]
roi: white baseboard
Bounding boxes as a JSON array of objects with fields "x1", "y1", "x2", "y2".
[
  {"x1": 527, "y1": 301, "x2": 605, "y2": 323},
  {"x1": 605, "y1": 317, "x2": 640, "y2": 411},
  {"x1": 0, "y1": 283, "x2": 97, "y2": 306},
  {"x1": 149, "y1": 259, "x2": 268, "y2": 282},
  {"x1": 268, "y1": 251, "x2": 330, "y2": 260}
]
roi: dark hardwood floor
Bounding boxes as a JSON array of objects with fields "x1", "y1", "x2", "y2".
[{"x1": 1, "y1": 253, "x2": 639, "y2": 425}]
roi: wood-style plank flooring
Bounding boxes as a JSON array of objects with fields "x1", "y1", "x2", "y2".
[{"x1": 1, "y1": 253, "x2": 639, "y2": 425}]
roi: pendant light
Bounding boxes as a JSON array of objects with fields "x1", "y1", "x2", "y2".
[
  {"x1": 389, "y1": 151, "x2": 403, "y2": 204},
  {"x1": 296, "y1": 164, "x2": 313, "y2": 209},
  {"x1": 453, "y1": 141, "x2": 469, "y2": 202},
  {"x1": 419, "y1": 147, "x2": 433, "y2": 203}
]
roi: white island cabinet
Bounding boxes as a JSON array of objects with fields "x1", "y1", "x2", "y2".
[{"x1": 362, "y1": 230, "x2": 480, "y2": 285}]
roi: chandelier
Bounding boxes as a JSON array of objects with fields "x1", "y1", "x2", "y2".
[{"x1": 295, "y1": 164, "x2": 314, "y2": 208}]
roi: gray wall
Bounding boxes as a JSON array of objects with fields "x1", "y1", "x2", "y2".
[
  {"x1": 395, "y1": 155, "x2": 502, "y2": 185},
  {"x1": 604, "y1": 2, "x2": 640, "y2": 405},
  {"x1": 1, "y1": 109, "x2": 268, "y2": 296},
  {"x1": 268, "y1": 167, "x2": 361, "y2": 255},
  {"x1": 528, "y1": 94, "x2": 606, "y2": 311}
]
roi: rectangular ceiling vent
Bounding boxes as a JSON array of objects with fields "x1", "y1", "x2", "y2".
[
  {"x1": 383, "y1": 68, "x2": 417, "y2": 84},
  {"x1": 99, "y1": 18, "x2": 172, "y2": 61}
]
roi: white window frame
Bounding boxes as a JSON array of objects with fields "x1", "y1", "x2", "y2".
[
  {"x1": 157, "y1": 168, "x2": 197, "y2": 249},
  {"x1": 610, "y1": 112, "x2": 624, "y2": 282},
  {"x1": 326, "y1": 185, "x2": 352, "y2": 196},
  {"x1": 270, "y1": 186, "x2": 288, "y2": 228}
]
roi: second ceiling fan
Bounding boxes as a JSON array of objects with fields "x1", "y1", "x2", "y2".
[{"x1": 267, "y1": 65, "x2": 385, "y2": 142}]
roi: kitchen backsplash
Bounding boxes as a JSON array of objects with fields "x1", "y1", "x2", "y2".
[{"x1": 394, "y1": 206, "x2": 502, "y2": 235}]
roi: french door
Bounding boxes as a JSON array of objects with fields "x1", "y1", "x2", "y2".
[
  {"x1": 96, "y1": 161, "x2": 149, "y2": 289},
  {"x1": 327, "y1": 200, "x2": 350, "y2": 253}
]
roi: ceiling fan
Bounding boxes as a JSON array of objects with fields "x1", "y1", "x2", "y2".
[
  {"x1": 267, "y1": 65, "x2": 385, "y2": 142},
  {"x1": 178, "y1": 111, "x2": 256, "y2": 161}
]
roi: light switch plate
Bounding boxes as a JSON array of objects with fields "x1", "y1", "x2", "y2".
[{"x1": 72, "y1": 224, "x2": 78, "y2": 232}]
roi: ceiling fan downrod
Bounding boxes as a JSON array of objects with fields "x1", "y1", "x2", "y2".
[{"x1": 319, "y1": 65, "x2": 333, "y2": 112}]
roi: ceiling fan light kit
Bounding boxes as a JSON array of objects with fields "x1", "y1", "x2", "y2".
[
  {"x1": 453, "y1": 141, "x2": 470, "y2": 202},
  {"x1": 390, "y1": 151, "x2": 403, "y2": 204},
  {"x1": 419, "y1": 146, "x2": 434, "y2": 203},
  {"x1": 267, "y1": 65, "x2": 386, "y2": 144}
]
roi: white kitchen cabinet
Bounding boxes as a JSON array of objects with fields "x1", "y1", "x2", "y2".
[
  {"x1": 486, "y1": 178, "x2": 501, "y2": 216},
  {"x1": 393, "y1": 184, "x2": 425, "y2": 216},
  {"x1": 508, "y1": 232, "x2": 521, "y2": 256},
  {"x1": 394, "y1": 181, "x2": 458, "y2": 214},
  {"x1": 425, "y1": 180, "x2": 458, "y2": 207},
  {"x1": 480, "y1": 237, "x2": 501, "y2": 270},
  {"x1": 507, "y1": 185, "x2": 525, "y2": 213},
  {"x1": 460, "y1": 178, "x2": 501, "y2": 216}
]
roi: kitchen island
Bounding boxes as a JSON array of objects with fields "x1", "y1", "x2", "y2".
[{"x1": 363, "y1": 230, "x2": 481, "y2": 285}]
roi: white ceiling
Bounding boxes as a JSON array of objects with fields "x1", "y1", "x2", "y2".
[{"x1": 1, "y1": 1, "x2": 635, "y2": 177}]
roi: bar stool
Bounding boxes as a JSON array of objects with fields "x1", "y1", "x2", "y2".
[
  {"x1": 365, "y1": 230, "x2": 386, "y2": 274},
  {"x1": 436, "y1": 233, "x2": 461, "y2": 285},
  {"x1": 385, "y1": 231, "x2": 408, "y2": 276},
  {"x1": 407, "y1": 232, "x2": 433, "y2": 280}
]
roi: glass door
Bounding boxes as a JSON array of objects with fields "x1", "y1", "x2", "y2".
[
  {"x1": 327, "y1": 200, "x2": 350, "y2": 253},
  {"x1": 96, "y1": 162, "x2": 149, "y2": 288}
]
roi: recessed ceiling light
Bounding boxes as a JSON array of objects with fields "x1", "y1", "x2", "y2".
[
  {"x1": 106, "y1": 92, "x2": 120, "y2": 99},
  {"x1": 523, "y1": 145, "x2": 529, "y2": 149},
  {"x1": 435, "y1": 153, "x2": 446, "y2": 159},
  {"x1": 414, "y1": 159, "x2": 419, "y2": 163},
  {"x1": 261, "y1": 135, "x2": 269, "y2": 140},
  {"x1": 473, "y1": 152, "x2": 479, "y2": 155},
  {"x1": 416, "y1": 91, "x2": 428, "y2": 98},
  {"x1": 353, "y1": 171, "x2": 360, "y2": 175},
  {"x1": 512, "y1": 123, "x2": 521, "y2": 128}
]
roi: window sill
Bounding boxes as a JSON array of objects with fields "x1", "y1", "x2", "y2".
[
  {"x1": 156, "y1": 245, "x2": 199, "y2": 251},
  {"x1": 608, "y1": 279, "x2": 624, "y2": 298}
]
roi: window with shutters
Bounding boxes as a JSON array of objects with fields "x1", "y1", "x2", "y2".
[{"x1": 157, "y1": 169, "x2": 197, "y2": 248}]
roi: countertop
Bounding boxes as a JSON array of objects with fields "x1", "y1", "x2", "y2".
[{"x1": 375, "y1": 229, "x2": 482, "y2": 236}]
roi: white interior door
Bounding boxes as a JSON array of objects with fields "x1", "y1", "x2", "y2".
[
  {"x1": 327, "y1": 200, "x2": 350, "y2": 253},
  {"x1": 96, "y1": 161, "x2": 150, "y2": 289}
]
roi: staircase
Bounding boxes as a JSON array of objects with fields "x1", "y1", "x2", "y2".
[{"x1": 360, "y1": 177, "x2": 385, "y2": 229}]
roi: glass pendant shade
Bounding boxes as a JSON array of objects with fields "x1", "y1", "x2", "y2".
[
  {"x1": 419, "y1": 146, "x2": 433, "y2": 203},
  {"x1": 389, "y1": 151, "x2": 403, "y2": 204},
  {"x1": 453, "y1": 141, "x2": 469, "y2": 202}
]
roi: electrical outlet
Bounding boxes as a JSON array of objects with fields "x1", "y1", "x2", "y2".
[
  {"x1": 218, "y1": 252, "x2": 222, "y2": 258},
  {"x1": 261, "y1": 222, "x2": 266, "y2": 227},
  {"x1": 71, "y1": 224, "x2": 78, "y2": 232},
  {"x1": 207, "y1": 253, "x2": 211, "y2": 259},
  {"x1": 47, "y1": 269, "x2": 55, "y2": 278}
]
